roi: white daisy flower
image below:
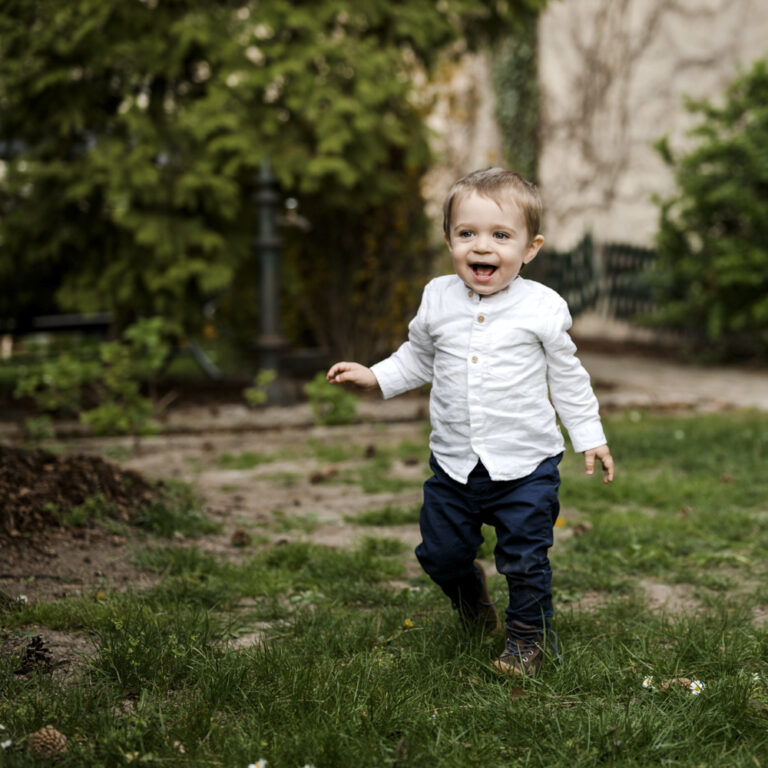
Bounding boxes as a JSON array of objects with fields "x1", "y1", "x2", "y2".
[
  {"x1": 1, "y1": 739, "x2": 11, "y2": 750},
  {"x1": 689, "y1": 679, "x2": 705, "y2": 694},
  {"x1": 642, "y1": 675, "x2": 654, "y2": 689}
]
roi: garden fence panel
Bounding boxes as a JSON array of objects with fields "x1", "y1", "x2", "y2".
[
  {"x1": 525, "y1": 233, "x2": 600, "y2": 317},
  {"x1": 600, "y1": 242, "x2": 657, "y2": 320}
]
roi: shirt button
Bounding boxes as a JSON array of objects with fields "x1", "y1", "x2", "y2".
[
  {"x1": 477, "y1": 314, "x2": 485, "y2": 323},
  {"x1": 471, "y1": 355, "x2": 478, "y2": 364},
  {"x1": 467, "y1": 290, "x2": 473, "y2": 298}
]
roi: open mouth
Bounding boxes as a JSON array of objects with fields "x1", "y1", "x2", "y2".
[{"x1": 470, "y1": 264, "x2": 497, "y2": 281}]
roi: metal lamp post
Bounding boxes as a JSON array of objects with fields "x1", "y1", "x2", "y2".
[{"x1": 254, "y1": 157, "x2": 287, "y2": 373}]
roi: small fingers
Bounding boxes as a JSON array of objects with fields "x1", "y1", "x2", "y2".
[
  {"x1": 326, "y1": 362, "x2": 352, "y2": 383},
  {"x1": 601, "y1": 453, "x2": 615, "y2": 484},
  {"x1": 585, "y1": 445, "x2": 614, "y2": 484}
]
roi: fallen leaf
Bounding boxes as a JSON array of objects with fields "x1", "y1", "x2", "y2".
[
  {"x1": 660, "y1": 677, "x2": 691, "y2": 692},
  {"x1": 573, "y1": 521, "x2": 593, "y2": 536}
]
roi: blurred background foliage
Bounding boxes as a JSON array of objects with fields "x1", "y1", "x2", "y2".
[
  {"x1": 652, "y1": 58, "x2": 768, "y2": 360},
  {"x1": 492, "y1": 6, "x2": 540, "y2": 181},
  {"x1": 0, "y1": 0, "x2": 545, "y2": 365}
]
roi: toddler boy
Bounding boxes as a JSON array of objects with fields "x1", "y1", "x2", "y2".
[{"x1": 327, "y1": 168, "x2": 614, "y2": 675}]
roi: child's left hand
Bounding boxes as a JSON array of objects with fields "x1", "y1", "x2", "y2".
[{"x1": 585, "y1": 444, "x2": 614, "y2": 483}]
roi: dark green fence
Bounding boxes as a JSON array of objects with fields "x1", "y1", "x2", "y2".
[
  {"x1": 526, "y1": 235, "x2": 656, "y2": 320},
  {"x1": 525, "y1": 234, "x2": 600, "y2": 317},
  {"x1": 601, "y1": 242, "x2": 657, "y2": 320}
]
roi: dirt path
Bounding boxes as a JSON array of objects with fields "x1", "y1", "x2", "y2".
[
  {"x1": 122, "y1": 420, "x2": 428, "y2": 553},
  {"x1": 580, "y1": 350, "x2": 768, "y2": 412},
  {"x1": 0, "y1": 419, "x2": 431, "y2": 600}
]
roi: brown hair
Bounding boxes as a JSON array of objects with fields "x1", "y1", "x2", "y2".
[{"x1": 442, "y1": 167, "x2": 542, "y2": 244}]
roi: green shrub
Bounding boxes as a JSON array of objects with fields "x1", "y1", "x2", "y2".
[
  {"x1": 14, "y1": 317, "x2": 172, "y2": 443},
  {"x1": 243, "y1": 369, "x2": 277, "y2": 407},
  {"x1": 652, "y1": 58, "x2": 768, "y2": 359},
  {"x1": 0, "y1": 1, "x2": 544, "y2": 357},
  {"x1": 303, "y1": 371, "x2": 358, "y2": 426}
]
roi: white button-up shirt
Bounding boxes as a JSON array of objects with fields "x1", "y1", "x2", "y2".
[{"x1": 370, "y1": 274, "x2": 607, "y2": 483}]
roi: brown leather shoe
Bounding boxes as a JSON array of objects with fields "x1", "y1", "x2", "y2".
[
  {"x1": 458, "y1": 561, "x2": 501, "y2": 634},
  {"x1": 492, "y1": 621, "x2": 544, "y2": 676}
]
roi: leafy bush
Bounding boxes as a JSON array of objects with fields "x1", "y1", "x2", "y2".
[
  {"x1": 0, "y1": 1, "x2": 543, "y2": 358},
  {"x1": 303, "y1": 371, "x2": 358, "y2": 426},
  {"x1": 15, "y1": 317, "x2": 172, "y2": 442},
  {"x1": 652, "y1": 58, "x2": 768, "y2": 359},
  {"x1": 243, "y1": 368, "x2": 277, "y2": 407}
]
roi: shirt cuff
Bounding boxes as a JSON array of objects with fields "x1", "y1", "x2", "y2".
[
  {"x1": 566, "y1": 420, "x2": 608, "y2": 453},
  {"x1": 369, "y1": 359, "x2": 409, "y2": 400}
]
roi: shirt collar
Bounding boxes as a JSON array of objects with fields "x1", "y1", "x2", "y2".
[{"x1": 463, "y1": 275, "x2": 522, "y2": 302}]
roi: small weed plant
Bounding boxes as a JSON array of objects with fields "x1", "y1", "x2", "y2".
[
  {"x1": 303, "y1": 371, "x2": 359, "y2": 426},
  {"x1": 244, "y1": 368, "x2": 278, "y2": 407},
  {"x1": 14, "y1": 317, "x2": 174, "y2": 448}
]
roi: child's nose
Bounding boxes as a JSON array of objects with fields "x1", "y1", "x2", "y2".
[{"x1": 474, "y1": 233, "x2": 493, "y2": 252}]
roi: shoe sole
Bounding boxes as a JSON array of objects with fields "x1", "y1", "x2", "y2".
[{"x1": 491, "y1": 656, "x2": 540, "y2": 676}]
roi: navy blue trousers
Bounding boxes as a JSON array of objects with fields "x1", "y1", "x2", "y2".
[{"x1": 415, "y1": 453, "x2": 562, "y2": 630}]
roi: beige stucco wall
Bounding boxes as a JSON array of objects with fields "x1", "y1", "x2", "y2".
[
  {"x1": 538, "y1": 0, "x2": 768, "y2": 249},
  {"x1": 421, "y1": 50, "x2": 504, "y2": 250},
  {"x1": 422, "y1": 1, "x2": 768, "y2": 252}
]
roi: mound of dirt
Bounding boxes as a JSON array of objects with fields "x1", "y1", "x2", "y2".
[{"x1": 0, "y1": 444, "x2": 158, "y2": 538}]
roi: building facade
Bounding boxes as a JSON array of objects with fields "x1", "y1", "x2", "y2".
[{"x1": 424, "y1": 0, "x2": 768, "y2": 251}]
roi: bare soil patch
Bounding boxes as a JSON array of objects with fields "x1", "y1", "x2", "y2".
[
  {"x1": 0, "y1": 420, "x2": 429, "y2": 601},
  {"x1": 0, "y1": 625, "x2": 97, "y2": 682},
  {"x1": 638, "y1": 579, "x2": 700, "y2": 615},
  {"x1": 0, "y1": 444, "x2": 159, "y2": 537}
]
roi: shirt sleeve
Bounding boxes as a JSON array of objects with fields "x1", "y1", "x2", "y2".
[
  {"x1": 541, "y1": 299, "x2": 607, "y2": 452},
  {"x1": 369, "y1": 284, "x2": 435, "y2": 399}
]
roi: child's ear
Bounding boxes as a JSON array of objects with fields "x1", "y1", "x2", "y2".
[
  {"x1": 523, "y1": 234, "x2": 544, "y2": 264},
  {"x1": 443, "y1": 233, "x2": 452, "y2": 249}
]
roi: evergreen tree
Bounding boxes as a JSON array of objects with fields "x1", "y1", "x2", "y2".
[{"x1": 653, "y1": 58, "x2": 768, "y2": 359}]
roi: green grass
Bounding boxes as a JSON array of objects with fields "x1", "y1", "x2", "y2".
[
  {"x1": 336, "y1": 453, "x2": 426, "y2": 494},
  {"x1": 216, "y1": 450, "x2": 276, "y2": 469},
  {"x1": 3, "y1": 411, "x2": 768, "y2": 766},
  {"x1": 133, "y1": 479, "x2": 222, "y2": 538},
  {"x1": 306, "y1": 437, "x2": 360, "y2": 463},
  {"x1": 267, "y1": 508, "x2": 322, "y2": 534},
  {"x1": 258, "y1": 470, "x2": 302, "y2": 488},
  {"x1": 347, "y1": 503, "x2": 422, "y2": 526},
  {"x1": 554, "y1": 409, "x2": 768, "y2": 594}
]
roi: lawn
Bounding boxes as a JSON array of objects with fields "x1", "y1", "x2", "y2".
[{"x1": 2, "y1": 410, "x2": 768, "y2": 766}]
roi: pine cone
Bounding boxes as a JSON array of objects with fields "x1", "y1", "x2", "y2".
[
  {"x1": 15, "y1": 635, "x2": 54, "y2": 675},
  {"x1": 27, "y1": 725, "x2": 68, "y2": 758}
]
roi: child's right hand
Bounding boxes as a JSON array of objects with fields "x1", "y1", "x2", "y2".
[
  {"x1": 326, "y1": 361, "x2": 379, "y2": 390},
  {"x1": 584, "y1": 444, "x2": 615, "y2": 483}
]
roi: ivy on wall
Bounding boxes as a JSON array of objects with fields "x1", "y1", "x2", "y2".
[{"x1": 491, "y1": 9, "x2": 541, "y2": 181}]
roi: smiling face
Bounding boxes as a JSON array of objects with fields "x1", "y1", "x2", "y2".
[{"x1": 446, "y1": 191, "x2": 544, "y2": 296}]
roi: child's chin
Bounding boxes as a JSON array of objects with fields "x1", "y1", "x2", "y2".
[{"x1": 473, "y1": 278, "x2": 510, "y2": 295}]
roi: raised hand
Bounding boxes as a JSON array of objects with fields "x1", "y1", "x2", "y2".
[{"x1": 326, "y1": 361, "x2": 379, "y2": 390}]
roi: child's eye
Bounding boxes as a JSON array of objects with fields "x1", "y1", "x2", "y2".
[
  {"x1": 458, "y1": 230, "x2": 473, "y2": 238},
  {"x1": 494, "y1": 231, "x2": 510, "y2": 240}
]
